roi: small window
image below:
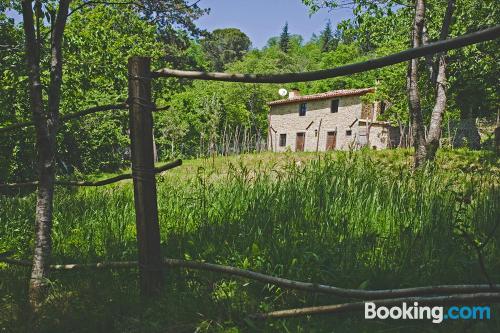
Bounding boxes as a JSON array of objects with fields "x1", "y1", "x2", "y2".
[
  {"x1": 279, "y1": 134, "x2": 287, "y2": 147},
  {"x1": 299, "y1": 103, "x2": 307, "y2": 116},
  {"x1": 346, "y1": 129, "x2": 352, "y2": 136},
  {"x1": 331, "y1": 99, "x2": 339, "y2": 113}
]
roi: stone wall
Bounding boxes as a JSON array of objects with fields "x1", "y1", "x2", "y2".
[
  {"x1": 365, "y1": 124, "x2": 389, "y2": 150},
  {"x1": 268, "y1": 96, "x2": 362, "y2": 152},
  {"x1": 268, "y1": 96, "x2": 394, "y2": 152}
]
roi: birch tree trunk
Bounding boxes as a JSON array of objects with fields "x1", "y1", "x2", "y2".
[
  {"x1": 407, "y1": 0, "x2": 427, "y2": 168},
  {"x1": 408, "y1": 0, "x2": 456, "y2": 165},
  {"x1": 426, "y1": 0, "x2": 456, "y2": 161},
  {"x1": 21, "y1": 0, "x2": 71, "y2": 309}
]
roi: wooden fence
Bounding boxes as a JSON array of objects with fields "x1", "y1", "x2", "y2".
[{"x1": 1, "y1": 25, "x2": 500, "y2": 318}]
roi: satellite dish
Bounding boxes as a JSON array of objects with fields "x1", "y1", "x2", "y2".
[{"x1": 278, "y1": 88, "x2": 288, "y2": 97}]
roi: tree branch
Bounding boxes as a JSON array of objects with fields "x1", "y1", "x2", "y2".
[
  {"x1": 457, "y1": 226, "x2": 494, "y2": 288},
  {"x1": 68, "y1": 1, "x2": 144, "y2": 17},
  {"x1": 0, "y1": 159, "x2": 182, "y2": 189},
  {"x1": 0, "y1": 103, "x2": 168, "y2": 134},
  {"x1": 1, "y1": 254, "x2": 498, "y2": 300},
  {"x1": 47, "y1": 0, "x2": 71, "y2": 125},
  {"x1": 0, "y1": 103, "x2": 127, "y2": 134},
  {"x1": 422, "y1": 25, "x2": 436, "y2": 83}
]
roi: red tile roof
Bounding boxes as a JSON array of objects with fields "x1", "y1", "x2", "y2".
[{"x1": 267, "y1": 88, "x2": 375, "y2": 106}]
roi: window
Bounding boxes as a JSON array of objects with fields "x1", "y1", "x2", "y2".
[
  {"x1": 299, "y1": 103, "x2": 307, "y2": 116},
  {"x1": 346, "y1": 129, "x2": 352, "y2": 136},
  {"x1": 331, "y1": 99, "x2": 339, "y2": 113},
  {"x1": 279, "y1": 134, "x2": 287, "y2": 147}
]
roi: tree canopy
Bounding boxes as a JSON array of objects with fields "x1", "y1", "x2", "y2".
[
  {"x1": 1, "y1": 0, "x2": 498, "y2": 180},
  {"x1": 201, "y1": 28, "x2": 251, "y2": 71}
]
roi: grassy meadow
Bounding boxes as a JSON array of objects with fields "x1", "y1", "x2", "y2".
[{"x1": 1, "y1": 149, "x2": 499, "y2": 332}]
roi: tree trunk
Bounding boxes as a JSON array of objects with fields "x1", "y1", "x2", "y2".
[
  {"x1": 47, "y1": 0, "x2": 70, "y2": 123},
  {"x1": 422, "y1": 25, "x2": 436, "y2": 84},
  {"x1": 494, "y1": 111, "x2": 499, "y2": 154},
  {"x1": 425, "y1": 0, "x2": 456, "y2": 161},
  {"x1": 407, "y1": 0, "x2": 427, "y2": 168},
  {"x1": 22, "y1": 0, "x2": 53, "y2": 308},
  {"x1": 21, "y1": 0, "x2": 71, "y2": 309},
  {"x1": 425, "y1": 55, "x2": 447, "y2": 160}
]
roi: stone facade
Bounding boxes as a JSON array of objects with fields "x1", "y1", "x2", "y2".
[{"x1": 268, "y1": 92, "x2": 399, "y2": 152}]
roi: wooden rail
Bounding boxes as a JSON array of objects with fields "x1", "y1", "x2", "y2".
[
  {"x1": 154, "y1": 25, "x2": 500, "y2": 83},
  {"x1": 1, "y1": 253, "x2": 498, "y2": 300},
  {"x1": 0, "y1": 159, "x2": 182, "y2": 189},
  {"x1": 0, "y1": 103, "x2": 126, "y2": 134},
  {"x1": 0, "y1": 103, "x2": 168, "y2": 134}
]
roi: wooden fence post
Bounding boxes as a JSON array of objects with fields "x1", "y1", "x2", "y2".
[{"x1": 128, "y1": 56, "x2": 163, "y2": 296}]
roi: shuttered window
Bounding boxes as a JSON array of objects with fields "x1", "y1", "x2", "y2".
[
  {"x1": 279, "y1": 134, "x2": 287, "y2": 147},
  {"x1": 331, "y1": 99, "x2": 339, "y2": 113},
  {"x1": 299, "y1": 103, "x2": 307, "y2": 116}
]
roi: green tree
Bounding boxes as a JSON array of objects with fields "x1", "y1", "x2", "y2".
[
  {"x1": 201, "y1": 28, "x2": 251, "y2": 71},
  {"x1": 2, "y1": 0, "x2": 207, "y2": 308},
  {"x1": 279, "y1": 21, "x2": 290, "y2": 53},
  {"x1": 447, "y1": 0, "x2": 500, "y2": 149},
  {"x1": 319, "y1": 20, "x2": 337, "y2": 52},
  {"x1": 0, "y1": 12, "x2": 34, "y2": 183},
  {"x1": 59, "y1": 5, "x2": 166, "y2": 172}
]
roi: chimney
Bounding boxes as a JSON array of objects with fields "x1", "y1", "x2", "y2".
[{"x1": 289, "y1": 88, "x2": 300, "y2": 99}]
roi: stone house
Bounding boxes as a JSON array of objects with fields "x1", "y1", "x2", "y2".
[{"x1": 267, "y1": 88, "x2": 399, "y2": 152}]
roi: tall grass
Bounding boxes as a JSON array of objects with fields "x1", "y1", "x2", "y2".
[{"x1": 0, "y1": 150, "x2": 499, "y2": 332}]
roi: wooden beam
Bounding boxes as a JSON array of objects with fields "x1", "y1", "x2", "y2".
[
  {"x1": 128, "y1": 56, "x2": 163, "y2": 297},
  {"x1": 0, "y1": 103, "x2": 126, "y2": 134},
  {"x1": 2, "y1": 254, "x2": 499, "y2": 301},
  {"x1": 0, "y1": 104, "x2": 168, "y2": 134},
  {"x1": 0, "y1": 159, "x2": 182, "y2": 189},
  {"x1": 154, "y1": 26, "x2": 500, "y2": 83}
]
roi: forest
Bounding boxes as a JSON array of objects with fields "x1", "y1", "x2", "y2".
[{"x1": 0, "y1": 0, "x2": 499, "y2": 332}]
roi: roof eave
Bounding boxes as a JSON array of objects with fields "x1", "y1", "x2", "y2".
[{"x1": 267, "y1": 88, "x2": 375, "y2": 107}]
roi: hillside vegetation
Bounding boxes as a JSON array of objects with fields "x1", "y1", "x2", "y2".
[{"x1": 1, "y1": 149, "x2": 499, "y2": 332}]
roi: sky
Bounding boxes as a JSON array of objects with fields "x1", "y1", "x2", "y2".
[
  {"x1": 6, "y1": 1, "x2": 354, "y2": 49},
  {"x1": 196, "y1": 0, "x2": 353, "y2": 48}
]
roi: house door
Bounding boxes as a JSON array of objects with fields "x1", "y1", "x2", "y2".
[
  {"x1": 296, "y1": 133, "x2": 305, "y2": 152},
  {"x1": 326, "y1": 131, "x2": 337, "y2": 150}
]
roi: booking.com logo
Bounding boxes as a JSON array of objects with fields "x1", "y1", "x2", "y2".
[{"x1": 365, "y1": 302, "x2": 491, "y2": 324}]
